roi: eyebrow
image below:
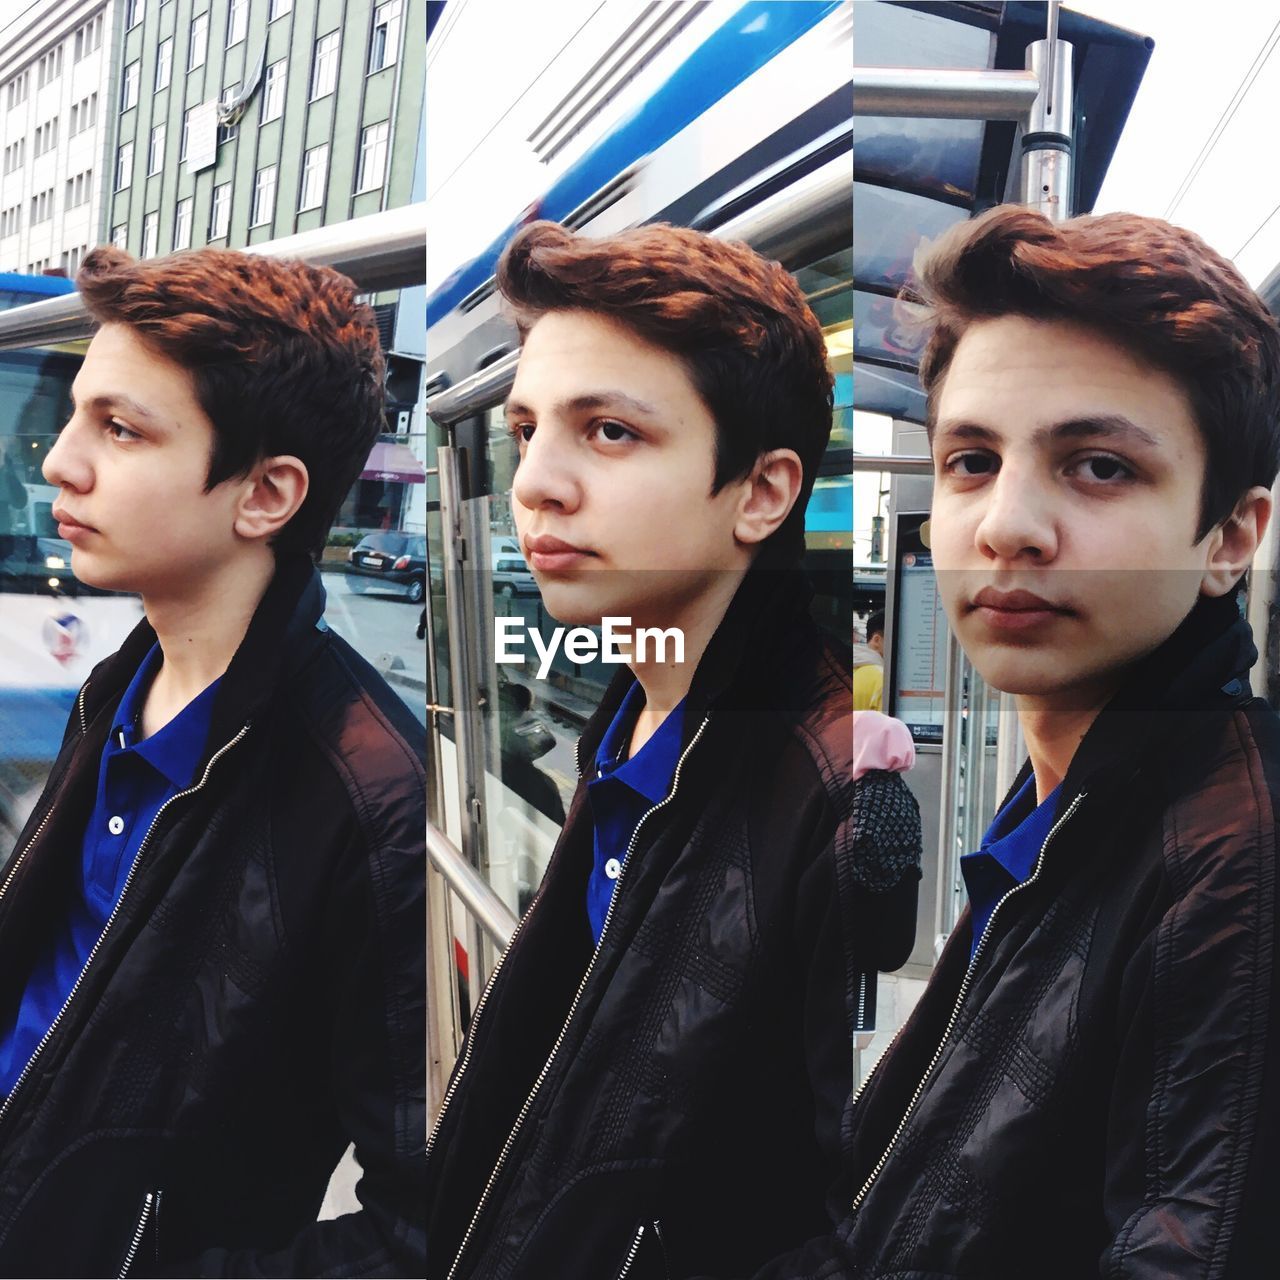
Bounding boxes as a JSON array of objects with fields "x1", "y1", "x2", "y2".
[
  {"x1": 503, "y1": 390, "x2": 662, "y2": 421},
  {"x1": 69, "y1": 389, "x2": 167, "y2": 427},
  {"x1": 932, "y1": 413, "x2": 1164, "y2": 452}
]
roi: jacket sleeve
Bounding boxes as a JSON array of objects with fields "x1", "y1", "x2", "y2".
[
  {"x1": 170, "y1": 783, "x2": 427, "y2": 1277},
  {"x1": 1097, "y1": 772, "x2": 1278, "y2": 1279}
]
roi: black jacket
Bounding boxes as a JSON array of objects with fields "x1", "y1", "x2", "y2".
[
  {"x1": 0, "y1": 555, "x2": 426, "y2": 1277},
  {"x1": 426, "y1": 567, "x2": 923, "y2": 1279},
  {"x1": 756, "y1": 592, "x2": 1280, "y2": 1278}
]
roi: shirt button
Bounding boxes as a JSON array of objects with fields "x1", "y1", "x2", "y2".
[
  {"x1": 108, "y1": 815, "x2": 125, "y2": 836},
  {"x1": 605, "y1": 858, "x2": 622, "y2": 880}
]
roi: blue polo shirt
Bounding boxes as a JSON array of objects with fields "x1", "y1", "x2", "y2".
[
  {"x1": 585, "y1": 682, "x2": 685, "y2": 945},
  {"x1": 960, "y1": 773, "x2": 1063, "y2": 964},
  {"x1": 0, "y1": 643, "x2": 221, "y2": 1096}
]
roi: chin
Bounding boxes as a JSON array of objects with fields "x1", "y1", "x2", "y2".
[{"x1": 533, "y1": 581, "x2": 613, "y2": 628}]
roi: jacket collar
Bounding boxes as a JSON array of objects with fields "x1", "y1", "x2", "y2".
[
  {"x1": 576, "y1": 559, "x2": 817, "y2": 774},
  {"x1": 81, "y1": 553, "x2": 327, "y2": 753},
  {"x1": 1000, "y1": 592, "x2": 1258, "y2": 817}
]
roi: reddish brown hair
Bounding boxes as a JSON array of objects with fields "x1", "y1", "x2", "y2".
[
  {"x1": 76, "y1": 246, "x2": 386, "y2": 558},
  {"x1": 911, "y1": 205, "x2": 1280, "y2": 541},
  {"x1": 496, "y1": 220, "x2": 834, "y2": 563}
]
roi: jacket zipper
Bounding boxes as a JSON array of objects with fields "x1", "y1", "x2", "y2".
[
  {"x1": 855, "y1": 970, "x2": 871, "y2": 1032},
  {"x1": 425, "y1": 729, "x2": 603, "y2": 1171},
  {"x1": 443, "y1": 713, "x2": 713, "y2": 1280},
  {"x1": 615, "y1": 1222, "x2": 646, "y2": 1280},
  {"x1": 847, "y1": 790, "x2": 1087, "y2": 1214},
  {"x1": 0, "y1": 722, "x2": 252, "y2": 1135},
  {"x1": 117, "y1": 1190, "x2": 157, "y2": 1279},
  {"x1": 0, "y1": 682, "x2": 90, "y2": 909}
]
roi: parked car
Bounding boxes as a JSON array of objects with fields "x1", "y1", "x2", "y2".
[
  {"x1": 346, "y1": 531, "x2": 428, "y2": 603},
  {"x1": 492, "y1": 552, "x2": 538, "y2": 600}
]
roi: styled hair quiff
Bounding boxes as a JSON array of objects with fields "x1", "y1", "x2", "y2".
[
  {"x1": 496, "y1": 220, "x2": 834, "y2": 563},
  {"x1": 911, "y1": 205, "x2": 1280, "y2": 541},
  {"x1": 76, "y1": 246, "x2": 386, "y2": 558}
]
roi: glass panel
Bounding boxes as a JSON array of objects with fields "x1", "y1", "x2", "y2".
[
  {"x1": 853, "y1": 184, "x2": 968, "y2": 292},
  {"x1": 854, "y1": 288, "x2": 928, "y2": 369}
]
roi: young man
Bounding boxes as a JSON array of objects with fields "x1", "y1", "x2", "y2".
[
  {"x1": 0, "y1": 247, "x2": 425, "y2": 1276},
  {"x1": 786, "y1": 207, "x2": 1280, "y2": 1277},
  {"x1": 425, "y1": 221, "x2": 923, "y2": 1277},
  {"x1": 852, "y1": 609, "x2": 884, "y2": 711}
]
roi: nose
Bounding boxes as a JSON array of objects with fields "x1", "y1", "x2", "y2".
[
  {"x1": 510, "y1": 424, "x2": 581, "y2": 515},
  {"x1": 42, "y1": 416, "x2": 92, "y2": 493},
  {"x1": 973, "y1": 459, "x2": 1058, "y2": 564}
]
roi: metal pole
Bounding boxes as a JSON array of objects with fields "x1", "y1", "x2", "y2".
[
  {"x1": 852, "y1": 66, "x2": 1041, "y2": 120},
  {"x1": 1021, "y1": 39, "x2": 1075, "y2": 221},
  {"x1": 436, "y1": 445, "x2": 488, "y2": 1015},
  {"x1": 934, "y1": 627, "x2": 967, "y2": 958},
  {"x1": 853, "y1": 453, "x2": 933, "y2": 475},
  {"x1": 994, "y1": 690, "x2": 1026, "y2": 809}
]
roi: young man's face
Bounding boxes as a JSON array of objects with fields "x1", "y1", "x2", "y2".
[
  {"x1": 507, "y1": 309, "x2": 751, "y2": 627},
  {"x1": 929, "y1": 314, "x2": 1233, "y2": 706},
  {"x1": 43, "y1": 323, "x2": 246, "y2": 598}
]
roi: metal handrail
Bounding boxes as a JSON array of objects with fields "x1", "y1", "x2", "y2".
[
  {"x1": 854, "y1": 452, "x2": 932, "y2": 475},
  {"x1": 427, "y1": 821, "x2": 518, "y2": 950},
  {"x1": 0, "y1": 202, "x2": 428, "y2": 351},
  {"x1": 852, "y1": 66, "x2": 1040, "y2": 120}
]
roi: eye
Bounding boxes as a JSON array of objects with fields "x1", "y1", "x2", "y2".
[
  {"x1": 1073, "y1": 453, "x2": 1134, "y2": 484},
  {"x1": 506, "y1": 421, "x2": 534, "y2": 445},
  {"x1": 592, "y1": 418, "x2": 637, "y2": 444},
  {"x1": 106, "y1": 418, "x2": 141, "y2": 442},
  {"x1": 943, "y1": 450, "x2": 996, "y2": 477}
]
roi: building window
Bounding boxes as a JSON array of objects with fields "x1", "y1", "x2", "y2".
[
  {"x1": 64, "y1": 169, "x2": 92, "y2": 209},
  {"x1": 115, "y1": 141, "x2": 134, "y2": 191},
  {"x1": 37, "y1": 46, "x2": 64, "y2": 89},
  {"x1": 156, "y1": 37, "x2": 173, "y2": 91},
  {"x1": 189, "y1": 11, "x2": 209, "y2": 70},
  {"x1": 218, "y1": 84, "x2": 240, "y2": 143},
  {"x1": 73, "y1": 15, "x2": 102, "y2": 62},
  {"x1": 251, "y1": 165, "x2": 277, "y2": 227},
  {"x1": 148, "y1": 123, "x2": 166, "y2": 175},
  {"x1": 356, "y1": 121, "x2": 389, "y2": 193},
  {"x1": 209, "y1": 182, "x2": 230, "y2": 239},
  {"x1": 33, "y1": 119, "x2": 59, "y2": 159},
  {"x1": 0, "y1": 206, "x2": 21, "y2": 238},
  {"x1": 269, "y1": 0, "x2": 293, "y2": 20},
  {"x1": 120, "y1": 61, "x2": 140, "y2": 113},
  {"x1": 112, "y1": 223, "x2": 128, "y2": 250},
  {"x1": 5, "y1": 72, "x2": 29, "y2": 109},
  {"x1": 30, "y1": 189, "x2": 53, "y2": 225},
  {"x1": 2, "y1": 140, "x2": 25, "y2": 176},
  {"x1": 310, "y1": 31, "x2": 339, "y2": 100},
  {"x1": 227, "y1": 0, "x2": 248, "y2": 46},
  {"x1": 261, "y1": 60, "x2": 286, "y2": 123},
  {"x1": 173, "y1": 196, "x2": 193, "y2": 250},
  {"x1": 299, "y1": 143, "x2": 328, "y2": 210},
  {"x1": 370, "y1": 1, "x2": 402, "y2": 73},
  {"x1": 70, "y1": 93, "x2": 98, "y2": 136},
  {"x1": 61, "y1": 245, "x2": 88, "y2": 276},
  {"x1": 127, "y1": 0, "x2": 145, "y2": 30},
  {"x1": 180, "y1": 107, "x2": 195, "y2": 161},
  {"x1": 141, "y1": 212, "x2": 159, "y2": 259}
]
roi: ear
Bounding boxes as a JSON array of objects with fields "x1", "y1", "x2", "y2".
[
  {"x1": 233, "y1": 455, "x2": 310, "y2": 543},
  {"x1": 1200, "y1": 484, "x2": 1273, "y2": 598},
  {"x1": 733, "y1": 448, "x2": 805, "y2": 548}
]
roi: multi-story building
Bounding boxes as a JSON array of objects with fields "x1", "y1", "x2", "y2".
[
  {"x1": 0, "y1": 0, "x2": 117, "y2": 275},
  {"x1": 106, "y1": 0, "x2": 423, "y2": 258}
]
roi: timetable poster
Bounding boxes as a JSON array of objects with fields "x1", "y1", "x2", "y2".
[{"x1": 889, "y1": 513, "x2": 950, "y2": 745}]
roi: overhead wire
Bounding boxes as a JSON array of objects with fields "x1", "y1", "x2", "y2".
[{"x1": 1164, "y1": 16, "x2": 1280, "y2": 221}]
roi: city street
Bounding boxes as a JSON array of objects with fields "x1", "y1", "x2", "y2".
[{"x1": 319, "y1": 568, "x2": 427, "y2": 725}]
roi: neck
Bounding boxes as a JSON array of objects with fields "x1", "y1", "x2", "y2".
[
  {"x1": 1015, "y1": 673, "x2": 1124, "y2": 804},
  {"x1": 140, "y1": 548, "x2": 277, "y2": 709},
  {"x1": 626, "y1": 564, "x2": 747, "y2": 747}
]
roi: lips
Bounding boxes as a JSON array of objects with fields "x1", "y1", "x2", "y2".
[
  {"x1": 970, "y1": 587, "x2": 1072, "y2": 613},
  {"x1": 52, "y1": 506, "x2": 98, "y2": 542},
  {"x1": 523, "y1": 534, "x2": 595, "y2": 573}
]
